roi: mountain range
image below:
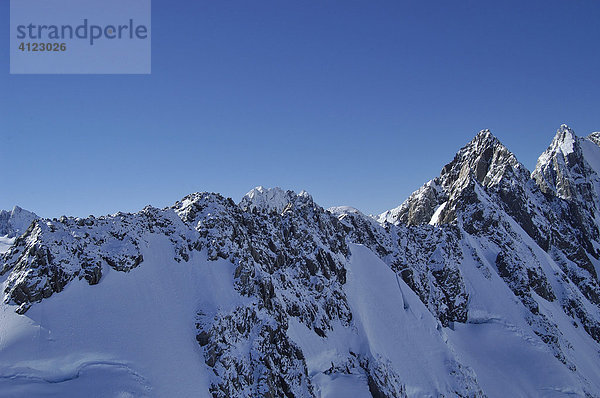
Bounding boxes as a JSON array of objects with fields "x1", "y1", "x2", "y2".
[{"x1": 1, "y1": 125, "x2": 600, "y2": 397}]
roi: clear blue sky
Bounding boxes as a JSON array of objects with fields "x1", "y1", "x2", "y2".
[{"x1": 2, "y1": 1, "x2": 600, "y2": 218}]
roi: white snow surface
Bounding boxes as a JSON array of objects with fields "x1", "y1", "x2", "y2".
[
  {"x1": 559, "y1": 128, "x2": 576, "y2": 154},
  {"x1": 448, "y1": 237, "x2": 600, "y2": 397},
  {"x1": 428, "y1": 201, "x2": 447, "y2": 225},
  {"x1": 344, "y1": 244, "x2": 470, "y2": 396},
  {"x1": 0, "y1": 237, "x2": 15, "y2": 254},
  {"x1": 6, "y1": 236, "x2": 593, "y2": 397},
  {"x1": 581, "y1": 137, "x2": 600, "y2": 177}
]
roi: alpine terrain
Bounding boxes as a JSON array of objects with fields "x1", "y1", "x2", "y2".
[{"x1": 2, "y1": 125, "x2": 600, "y2": 397}]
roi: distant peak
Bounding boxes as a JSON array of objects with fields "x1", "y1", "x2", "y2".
[
  {"x1": 240, "y1": 186, "x2": 308, "y2": 213},
  {"x1": 532, "y1": 125, "x2": 587, "y2": 200},
  {"x1": 248, "y1": 186, "x2": 268, "y2": 194},
  {"x1": 0, "y1": 206, "x2": 38, "y2": 238},
  {"x1": 10, "y1": 206, "x2": 36, "y2": 218},
  {"x1": 328, "y1": 206, "x2": 363, "y2": 216},
  {"x1": 587, "y1": 132, "x2": 600, "y2": 146},
  {"x1": 243, "y1": 186, "x2": 289, "y2": 202},
  {"x1": 244, "y1": 185, "x2": 278, "y2": 197},
  {"x1": 11, "y1": 206, "x2": 28, "y2": 216}
]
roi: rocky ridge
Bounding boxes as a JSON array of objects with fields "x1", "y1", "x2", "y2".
[{"x1": 2, "y1": 125, "x2": 600, "y2": 397}]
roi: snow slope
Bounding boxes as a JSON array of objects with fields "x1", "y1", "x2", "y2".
[
  {"x1": 447, "y1": 236, "x2": 600, "y2": 398},
  {"x1": 0, "y1": 237, "x2": 14, "y2": 254},
  {"x1": 289, "y1": 242, "x2": 600, "y2": 397},
  {"x1": 0, "y1": 234, "x2": 244, "y2": 397},
  {"x1": 343, "y1": 244, "x2": 479, "y2": 397},
  {"x1": 581, "y1": 138, "x2": 600, "y2": 176}
]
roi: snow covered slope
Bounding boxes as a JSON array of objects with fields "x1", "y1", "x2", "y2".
[
  {"x1": 0, "y1": 237, "x2": 15, "y2": 254},
  {"x1": 0, "y1": 240, "x2": 229, "y2": 397},
  {"x1": 2, "y1": 125, "x2": 600, "y2": 397}
]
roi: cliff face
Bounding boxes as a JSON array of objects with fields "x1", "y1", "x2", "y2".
[{"x1": 2, "y1": 126, "x2": 600, "y2": 397}]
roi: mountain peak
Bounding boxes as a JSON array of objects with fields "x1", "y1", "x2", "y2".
[
  {"x1": 460, "y1": 129, "x2": 509, "y2": 166},
  {"x1": 549, "y1": 124, "x2": 578, "y2": 155},
  {"x1": 239, "y1": 186, "x2": 305, "y2": 213},
  {"x1": 379, "y1": 129, "x2": 525, "y2": 226},
  {"x1": 471, "y1": 128, "x2": 500, "y2": 146},
  {"x1": 0, "y1": 206, "x2": 38, "y2": 238},
  {"x1": 474, "y1": 128, "x2": 493, "y2": 139},
  {"x1": 533, "y1": 125, "x2": 600, "y2": 208},
  {"x1": 440, "y1": 129, "x2": 522, "y2": 190},
  {"x1": 559, "y1": 123, "x2": 573, "y2": 131}
]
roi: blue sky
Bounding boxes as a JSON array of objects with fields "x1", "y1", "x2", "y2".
[{"x1": 1, "y1": 1, "x2": 600, "y2": 218}]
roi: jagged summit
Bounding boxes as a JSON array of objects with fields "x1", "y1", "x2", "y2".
[
  {"x1": 379, "y1": 128, "x2": 526, "y2": 226},
  {"x1": 0, "y1": 206, "x2": 38, "y2": 238},
  {"x1": 239, "y1": 186, "x2": 313, "y2": 213},
  {"x1": 473, "y1": 128, "x2": 496, "y2": 142},
  {"x1": 532, "y1": 125, "x2": 593, "y2": 200},
  {"x1": 442, "y1": 128, "x2": 524, "y2": 188}
]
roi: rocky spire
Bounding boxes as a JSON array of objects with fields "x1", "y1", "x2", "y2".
[
  {"x1": 439, "y1": 129, "x2": 527, "y2": 192},
  {"x1": 380, "y1": 129, "x2": 528, "y2": 226},
  {"x1": 532, "y1": 124, "x2": 587, "y2": 200}
]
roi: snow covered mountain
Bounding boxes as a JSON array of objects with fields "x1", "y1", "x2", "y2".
[
  {"x1": 0, "y1": 206, "x2": 37, "y2": 254},
  {"x1": 0, "y1": 206, "x2": 37, "y2": 238},
  {"x1": 2, "y1": 125, "x2": 600, "y2": 397}
]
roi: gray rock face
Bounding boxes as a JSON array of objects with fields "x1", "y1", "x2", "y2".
[{"x1": 378, "y1": 180, "x2": 444, "y2": 226}]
